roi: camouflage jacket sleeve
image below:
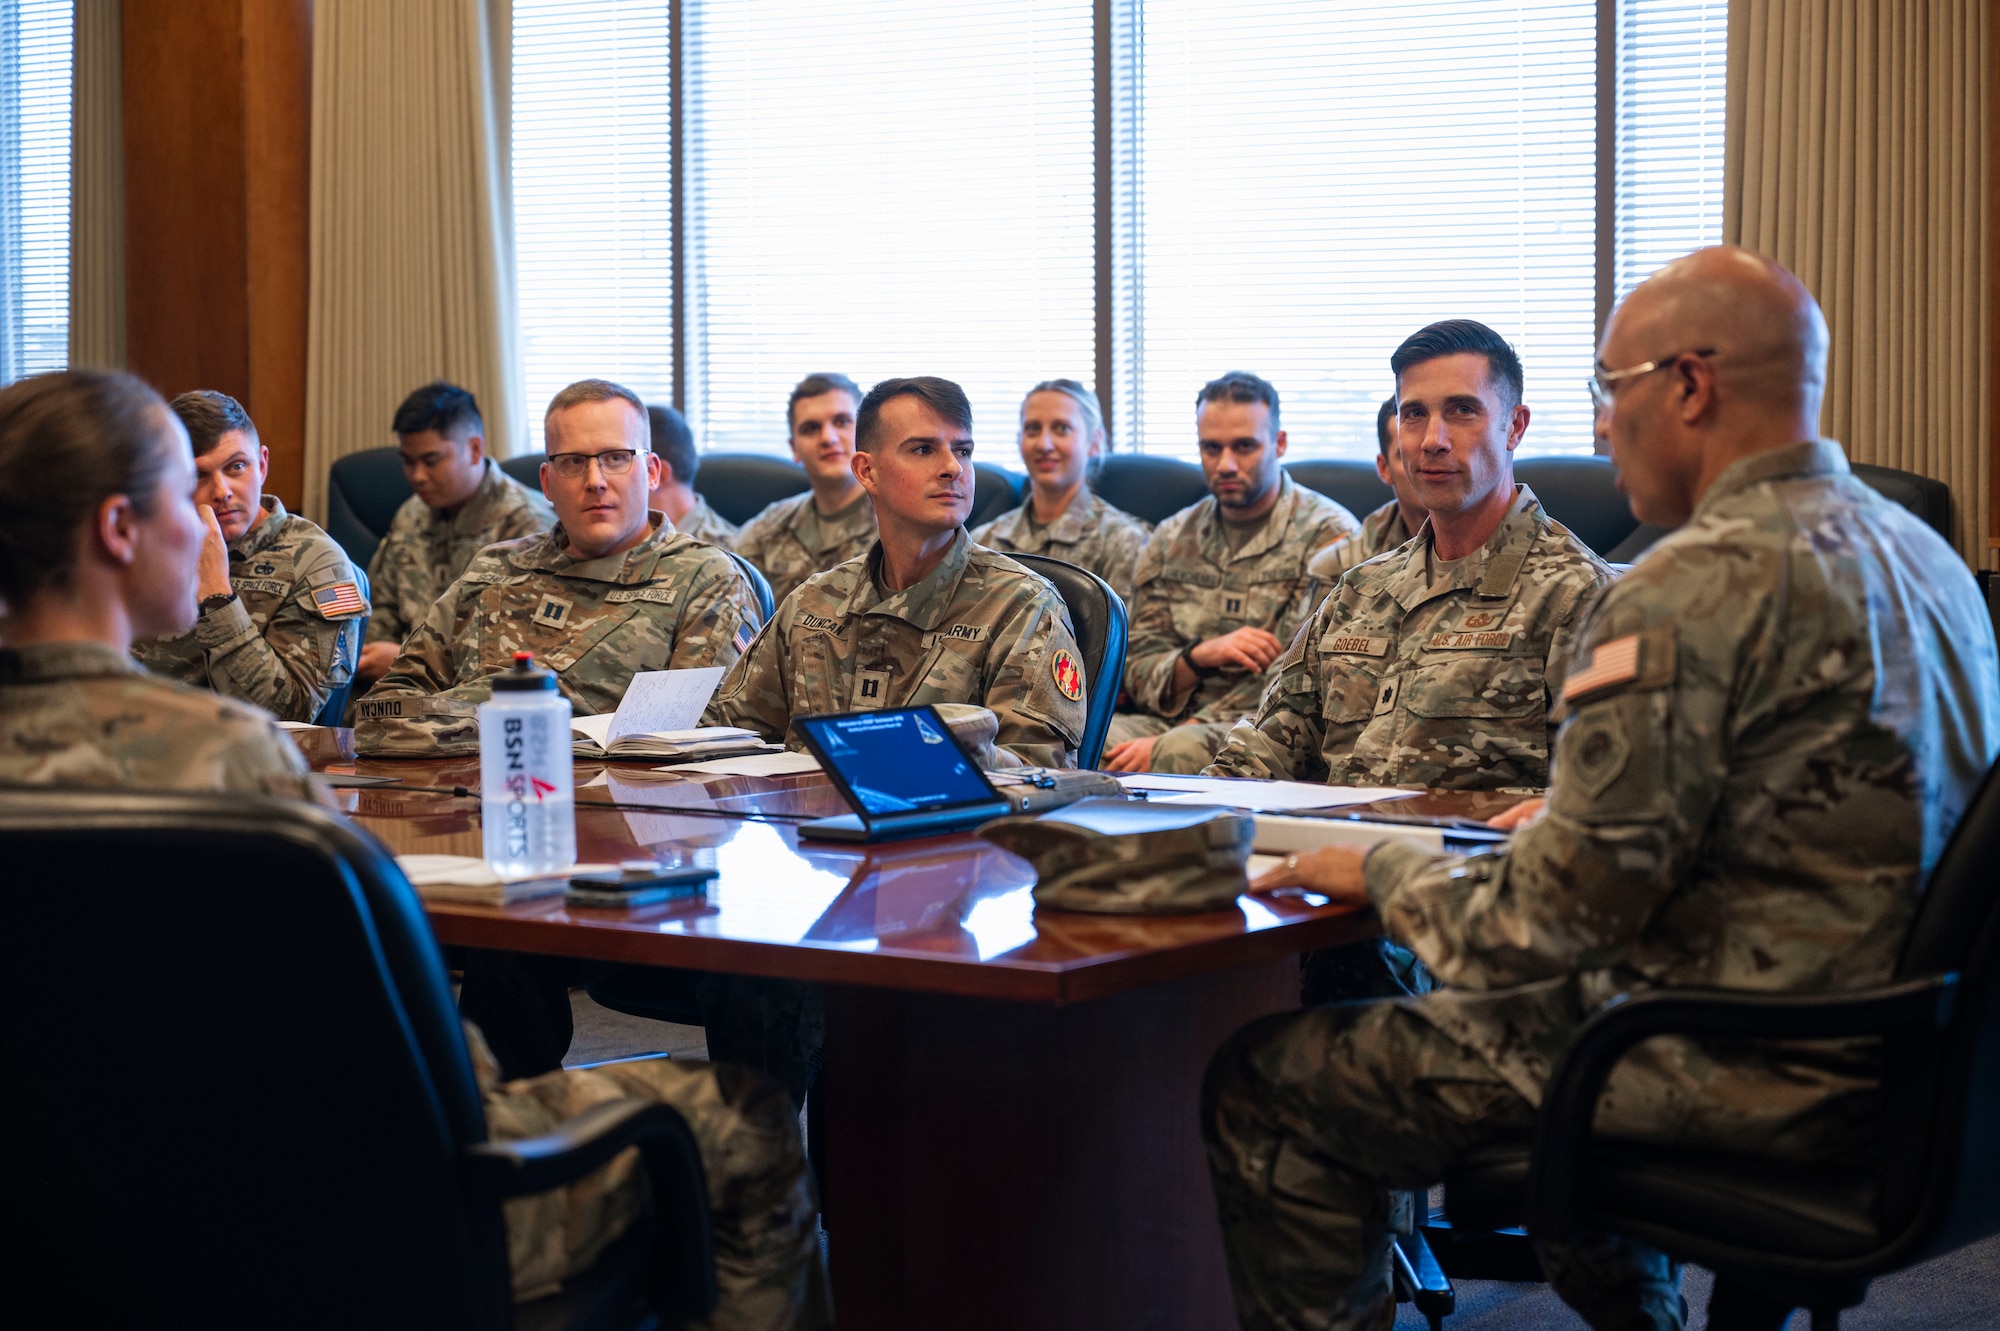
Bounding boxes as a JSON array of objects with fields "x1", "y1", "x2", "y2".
[
  {"x1": 352, "y1": 576, "x2": 485, "y2": 756},
  {"x1": 363, "y1": 512, "x2": 418, "y2": 646},
  {"x1": 1098, "y1": 516, "x2": 1151, "y2": 605},
  {"x1": 1121, "y1": 533, "x2": 1198, "y2": 718},
  {"x1": 1361, "y1": 562, "x2": 1729, "y2": 990},
  {"x1": 203, "y1": 539, "x2": 363, "y2": 722},
  {"x1": 700, "y1": 595, "x2": 799, "y2": 743},
  {"x1": 1203, "y1": 601, "x2": 1335, "y2": 782},
  {"x1": 981, "y1": 588, "x2": 1087, "y2": 769},
  {"x1": 664, "y1": 554, "x2": 758, "y2": 670},
  {"x1": 237, "y1": 717, "x2": 340, "y2": 808}
]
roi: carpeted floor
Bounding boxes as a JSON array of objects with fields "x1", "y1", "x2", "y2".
[{"x1": 566, "y1": 991, "x2": 2000, "y2": 1330}]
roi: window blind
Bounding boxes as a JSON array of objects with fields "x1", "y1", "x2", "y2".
[
  {"x1": 1120, "y1": 0, "x2": 1600, "y2": 459},
  {"x1": 0, "y1": 0, "x2": 72, "y2": 384},
  {"x1": 682, "y1": 0, "x2": 1096, "y2": 455},
  {"x1": 513, "y1": 0, "x2": 675, "y2": 418},
  {"x1": 1613, "y1": 0, "x2": 1727, "y2": 305}
]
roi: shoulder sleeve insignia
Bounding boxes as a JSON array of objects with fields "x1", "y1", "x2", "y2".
[
  {"x1": 1050, "y1": 647, "x2": 1085, "y2": 701},
  {"x1": 1562, "y1": 632, "x2": 1640, "y2": 700},
  {"x1": 311, "y1": 581, "x2": 368, "y2": 619}
]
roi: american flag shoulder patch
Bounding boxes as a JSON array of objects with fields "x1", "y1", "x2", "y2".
[
  {"x1": 1562, "y1": 633, "x2": 1640, "y2": 701},
  {"x1": 312, "y1": 580, "x2": 368, "y2": 619},
  {"x1": 733, "y1": 620, "x2": 756, "y2": 652}
]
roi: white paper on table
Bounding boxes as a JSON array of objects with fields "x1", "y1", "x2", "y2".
[
  {"x1": 571, "y1": 713, "x2": 616, "y2": 748},
  {"x1": 1120, "y1": 775, "x2": 1419, "y2": 813},
  {"x1": 607, "y1": 667, "x2": 726, "y2": 743},
  {"x1": 276, "y1": 720, "x2": 321, "y2": 732},
  {"x1": 394, "y1": 853, "x2": 619, "y2": 886},
  {"x1": 662, "y1": 751, "x2": 822, "y2": 777}
]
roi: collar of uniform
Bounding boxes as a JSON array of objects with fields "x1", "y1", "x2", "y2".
[
  {"x1": 1363, "y1": 498, "x2": 1414, "y2": 552},
  {"x1": 1692, "y1": 440, "x2": 1849, "y2": 522},
  {"x1": 993, "y1": 488, "x2": 1095, "y2": 545},
  {"x1": 790, "y1": 489, "x2": 873, "y2": 552},
  {"x1": 229, "y1": 494, "x2": 291, "y2": 559},
  {"x1": 517, "y1": 510, "x2": 674, "y2": 583},
  {"x1": 1196, "y1": 473, "x2": 1298, "y2": 565},
  {"x1": 1378, "y1": 484, "x2": 1542, "y2": 611},
  {"x1": 0, "y1": 639, "x2": 146, "y2": 683},
  {"x1": 851, "y1": 527, "x2": 972, "y2": 629},
  {"x1": 438, "y1": 459, "x2": 508, "y2": 536}
]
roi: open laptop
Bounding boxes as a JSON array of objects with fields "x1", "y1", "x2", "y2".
[{"x1": 794, "y1": 705, "x2": 1013, "y2": 843}]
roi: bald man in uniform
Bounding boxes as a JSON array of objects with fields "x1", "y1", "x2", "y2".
[{"x1": 1203, "y1": 248, "x2": 1999, "y2": 1331}]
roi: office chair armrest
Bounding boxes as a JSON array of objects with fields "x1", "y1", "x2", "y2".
[
  {"x1": 463, "y1": 1097, "x2": 718, "y2": 1320},
  {"x1": 1526, "y1": 973, "x2": 1959, "y2": 1239}
]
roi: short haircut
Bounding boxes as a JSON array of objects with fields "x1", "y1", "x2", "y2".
[
  {"x1": 392, "y1": 381, "x2": 484, "y2": 441},
  {"x1": 855, "y1": 376, "x2": 974, "y2": 453},
  {"x1": 1197, "y1": 371, "x2": 1281, "y2": 434},
  {"x1": 647, "y1": 403, "x2": 699, "y2": 483},
  {"x1": 543, "y1": 378, "x2": 648, "y2": 443},
  {"x1": 1389, "y1": 319, "x2": 1524, "y2": 408},
  {"x1": 169, "y1": 389, "x2": 256, "y2": 457},
  {"x1": 1375, "y1": 394, "x2": 1397, "y2": 456},
  {"x1": 0, "y1": 370, "x2": 175, "y2": 606},
  {"x1": 787, "y1": 372, "x2": 862, "y2": 432}
]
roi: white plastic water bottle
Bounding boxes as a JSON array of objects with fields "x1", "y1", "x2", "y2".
[{"x1": 479, "y1": 651, "x2": 576, "y2": 878}]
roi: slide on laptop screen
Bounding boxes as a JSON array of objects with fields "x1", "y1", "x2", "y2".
[{"x1": 794, "y1": 706, "x2": 1011, "y2": 841}]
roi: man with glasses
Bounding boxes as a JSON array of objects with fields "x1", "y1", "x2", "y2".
[
  {"x1": 1207, "y1": 250, "x2": 1997, "y2": 1331},
  {"x1": 357, "y1": 382, "x2": 554, "y2": 691},
  {"x1": 355, "y1": 378, "x2": 759, "y2": 757},
  {"x1": 1104, "y1": 371, "x2": 1358, "y2": 774}
]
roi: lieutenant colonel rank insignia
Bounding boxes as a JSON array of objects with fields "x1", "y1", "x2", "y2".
[
  {"x1": 1050, "y1": 648, "x2": 1084, "y2": 701},
  {"x1": 312, "y1": 581, "x2": 367, "y2": 619}
]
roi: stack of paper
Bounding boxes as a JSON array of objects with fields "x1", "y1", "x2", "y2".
[
  {"x1": 1112, "y1": 773, "x2": 1418, "y2": 813},
  {"x1": 395, "y1": 854, "x2": 618, "y2": 906},
  {"x1": 570, "y1": 667, "x2": 780, "y2": 761}
]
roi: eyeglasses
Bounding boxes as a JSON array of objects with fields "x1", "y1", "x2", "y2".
[
  {"x1": 1587, "y1": 348, "x2": 1717, "y2": 415},
  {"x1": 545, "y1": 448, "x2": 644, "y2": 479}
]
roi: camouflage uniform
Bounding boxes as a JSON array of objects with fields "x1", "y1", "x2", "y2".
[
  {"x1": 365, "y1": 459, "x2": 554, "y2": 647},
  {"x1": 1204, "y1": 441, "x2": 2000, "y2": 1331},
  {"x1": 355, "y1": 512, "x2": 757, "y2": 756},
  {"x1": 675, "y1": 495, "x2": 740, "y2": 548},
  {"x1": 730, "y1": 490, "x2": 877, "y2": 607},
  {"x1": 1115, "y1": 475, "x2": 1357, "y2": 773},
  {"x1": 1303, "y1": 498, "x2": 1416, "y2": 600},
  {"x1": 705, "y1": 529, "x2": 1087, "y2": 769},
  {"x1": 133, "y1": 495, "x2": 366, "y2": 723},
  {"x1": 1208, "y1": 486, "x2": 1613, "y2": 791},
  {"x1": 0, "y1": 640, "x2": 324, "y2": 801},
  {"x1": 468, "y1": 1027, "x2": 831, "y2": 1324},
  {"x1": 970, "y1": 489, "x2": 1153, "y2": 603}
]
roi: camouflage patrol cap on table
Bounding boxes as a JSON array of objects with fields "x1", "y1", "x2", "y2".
[{"x1": 978, "y1": 796, "x2": 1255, "y2": 914}]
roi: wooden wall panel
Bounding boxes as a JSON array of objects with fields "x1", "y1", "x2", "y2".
[{"x1": 122, "y1": 0, "x2": 311, "y2": 508}]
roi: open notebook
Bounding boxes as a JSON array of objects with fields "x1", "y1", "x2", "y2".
[{"x1": 570, "y1": 666, "x2": 781, "y2": 761}]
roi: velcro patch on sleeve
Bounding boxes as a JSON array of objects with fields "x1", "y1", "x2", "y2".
[
  {"x1": 311, "y1": 581, "x2": 368, "y2": 619},
  {"x1": 1563, "y1": 633, "x2": 1640, "y2": 700}
]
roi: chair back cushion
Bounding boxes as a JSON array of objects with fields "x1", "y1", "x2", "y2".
[
  {"x1": 1852, "y1": 463, "x2": 1952, "y2": 541},
  {"x1": 970, "y1": 463, "x2": 1025, "y2": 528},
  {"x1": 1097, "y1": 454, "x2": 1209, "y2": 525},
  {"x1": 1008, "y1": 553, "x2": 1128, "y2": 768},
  {"x1": 726, "y1": 550, "x2": 777, "y2": 624},
  {"x1": 1512, "y1": 457, "x2": 1641, "y2": 557},
  {"x1": 690, "y1": 453, "x2": 810, "y2": 526},
  {"x1": 327, "y1": 447, "x2": 419, "y2": 569},
  {"x1": 498, "y1": 451, "x2": 546, "y2": 494},
  {"x1": 1284, "y1": 459, "x2": 1393, "y2": 520},
  {"x1": 0, "y1": 790, "x2": 508, "y2": 1327}
]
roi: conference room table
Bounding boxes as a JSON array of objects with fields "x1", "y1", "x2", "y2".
[{"x1": 296, "y1": 727, "x2": 1524, "y2": 1330}]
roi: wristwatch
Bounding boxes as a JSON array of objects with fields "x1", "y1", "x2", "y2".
[
  {"x1": 199, "y1": 591, "x2": 238, "y2": 616},
  {"x1": 1179, "y1": 642, "x2": 1220, "y2": 680}
]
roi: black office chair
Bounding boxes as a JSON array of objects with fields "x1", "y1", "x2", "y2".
[
  {"x1": 314, "y1": 562, "x2": 372, "y2": 726},
  {"x1": 1096, "y1": 453, "x2": 1208, "y2": 525},
  {"x1": 1010, "y1": 552, "x2": 1128, "y2": 769},
  {"x1": 0, "y1": 789, "x2": 716, "y2": 1331},
  {"x1": 969, "y1": 462, "x2": 1025, "y2": 528},
  {"x1": 724, "y1": 550, "x2": 777, "y2": 625},
  {"x1": 1433, "y1": 757, "x2": 2000, "y2": 1329},
  {"x1": 327, "y1": 445, "x2": 418, "y2": 570},
  {"x1": 1284, "y1": 459, "x2": 1394, "y2": 522},
  {"x1": 499, "y1": 451, "x2": 547, "y2": 494},
  {"x1": 691, "y1": 453, "x2": 810, "y2": 526},
  {"x1": 1512, "y1": 456, "x2": 1643, "y2": 558}
]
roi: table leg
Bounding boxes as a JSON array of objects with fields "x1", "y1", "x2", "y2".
[{"x1": 822, "y1": 957, "x2": 1297, "y2": 1329}]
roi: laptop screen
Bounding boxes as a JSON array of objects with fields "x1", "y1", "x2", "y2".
[{"x1": 795, "y1": 707, "x2": 1001, "y2": 817}]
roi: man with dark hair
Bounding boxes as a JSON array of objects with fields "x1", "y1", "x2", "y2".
[
  {"x1": 1304, "y1": 394, "x2": 1429, "y2": 596},
  {"x1": 1104, "y1": 371, "x2": 1359, "y2": 774},
  {"x1": 358, "y1": 381, "x2": 553, "y2": 689},
  {"x1": 645, "y1": 402, "x2": 737, "y2": 546},
  {"x1": 1203, "y1": 253, "x2": 1998, "y2": 1331},
  {"x1": 355, "y1": 378, "x2": 759, "y2": 757},
  {"x1": 732, "y1": 372, "x2": 877, "y2": 604},
  {"x1": 706, "y1": 374, "x2": 1087, "y2": 770},
  {"x1": 132, "y1": 390, "x2": 366, "y2": 723}
]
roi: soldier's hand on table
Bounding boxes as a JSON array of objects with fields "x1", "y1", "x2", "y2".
[
  {"x1": 1104, "y1": 735, "x2": 1160, "y2": 773},
  {"x1": 1248, "y1": 845, "x2": 1371, "y2": 906},
  {"x1": 1487, "y1": 797, "x2": 1547, "y2": 831},
  {"x1": 1191, "y1": 626, "x2": 1285, "y2": 673},
  {"x1": 356, "y1": 641, "x2": 399, "y2": 687},
  {"x1": 196, "y1": 505, "x2": 233, "y2": 601}
]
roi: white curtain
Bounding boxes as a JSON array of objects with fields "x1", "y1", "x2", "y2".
[
  {"x1": 1724, "y1": 0, "x2": 1991, "y2": 563},
  {"x1": 67, "y1": 0, "x2": 122, "y2": 370},
  {"x1": 303, "y1": 0, "x2": 522, "y2": 523}
]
